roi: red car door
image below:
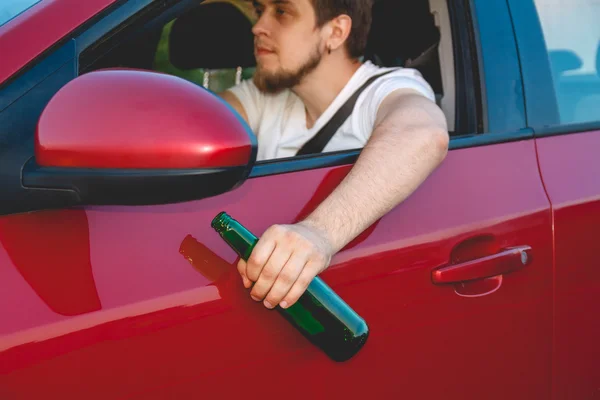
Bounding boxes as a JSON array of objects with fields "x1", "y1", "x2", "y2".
[
  {"x1": 507, "y1": 0, "x2": 600, "y2": 397},
  {"x1": 0, "y1": 139, "x2": 553, "y2": 399},
  {"x1": 0, "y1": 0, "x2": 554, "y2": 399}
]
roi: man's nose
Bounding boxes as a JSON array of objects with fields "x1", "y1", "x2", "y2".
[{"x1": 252, "y1": 14, "x2": 270, "y2": 37}]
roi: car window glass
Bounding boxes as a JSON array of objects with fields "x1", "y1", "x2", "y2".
[
  {"x1": 533, "y1": 0, "x2": 600, "y2": 124},
  {"x1": 0, "y1": 0, "x2": 42, "y2": 27}
]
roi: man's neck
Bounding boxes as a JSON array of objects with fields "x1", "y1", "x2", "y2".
[{"x1": 292, "y1": 59, "x2": 363, "y2": 129}]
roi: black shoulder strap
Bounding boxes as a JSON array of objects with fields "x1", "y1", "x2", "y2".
[{"x1": 296, "y1": 69, "x2": 396, "y2": 156}]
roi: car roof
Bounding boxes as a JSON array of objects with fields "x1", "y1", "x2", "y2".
[{"x1": 0, "y1": 0, "x2": 119, "y2": 85}]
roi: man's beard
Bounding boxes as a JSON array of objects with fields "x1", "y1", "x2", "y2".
[{"x1": 253, "y1": 44, "x2": 324, "y2": 94}]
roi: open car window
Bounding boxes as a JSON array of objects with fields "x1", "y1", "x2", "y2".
[{"x1": 82, "y1": 0, "x2": 461, "y2": 141}]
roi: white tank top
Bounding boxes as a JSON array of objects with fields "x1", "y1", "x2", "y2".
[{"x1": 227, "y1": 61, "x2": 435, "y2": 161}]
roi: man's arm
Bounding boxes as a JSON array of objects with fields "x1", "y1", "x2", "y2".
[
  {"x1": 237, "y1": 90, "x2": 449, "y2": 309},
  {"x1": 219, "y1": 90, "x2": 250, "y2": 125},
  {"x1": 302, "y1": 89, "x2": 448, "y2": 252}
]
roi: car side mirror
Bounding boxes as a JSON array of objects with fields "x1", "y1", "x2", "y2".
[{"x1": 22, "y1": 69, "x2": 257, "y2": 206}]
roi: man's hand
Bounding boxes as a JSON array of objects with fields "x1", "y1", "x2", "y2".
[{"x1": 237, "y1": 221, "x2": 335, "y2": 309}]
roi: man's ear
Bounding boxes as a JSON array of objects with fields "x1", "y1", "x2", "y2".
[{"x1": 326, "y1": 14, "x2": 352, "y2": 53}]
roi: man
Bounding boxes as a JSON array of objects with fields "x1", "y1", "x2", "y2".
[{"x1": 219, "y1": 0, "x2": 449, "y2": 310}]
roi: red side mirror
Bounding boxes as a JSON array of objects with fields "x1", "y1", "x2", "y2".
[
  {"x1": 22, "y1": 69, "x2": 257, "y2": 206},
  {"x1": 37, "y1": 68, "x2": 254, "y2": 169}
]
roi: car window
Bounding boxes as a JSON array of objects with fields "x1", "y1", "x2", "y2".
[
  {"x1": 533, "y1": 0, "x2": 600, "y2": 125},
  {"x1": 78, "y1": 0, "x2": 488, "y2": 169},
  {"x1": 83, "y1": 0, "x2": 458, "y2": 132},
  {"x1": 151, "y1": 0, "x2": 453, "y2": 124},
  {"x1": 0, "y1": 0, "x2": 42, "y2": 27}
]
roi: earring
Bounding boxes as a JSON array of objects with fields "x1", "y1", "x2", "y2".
[{"x1": 328, "y1": 46, "x2": 332, "y2": 55}]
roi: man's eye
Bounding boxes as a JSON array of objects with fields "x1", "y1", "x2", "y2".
[{"x1": 276, "y1": 8, "x2": 286, "y2": 15}]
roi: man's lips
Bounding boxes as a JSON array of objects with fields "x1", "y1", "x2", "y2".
[{"x1": 255, "y1": 47, "x2": 275, "y2": 56}]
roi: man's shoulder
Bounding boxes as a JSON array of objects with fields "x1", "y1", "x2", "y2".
[
  {"x1": 346, "y1": 61, "x2": 437, "y2": 138},
  {"x1": 358, "y1": 61, "x2": 428, "y2": 84},
  {"x1": 354, "y1": 61, "x2": 435, "y2": 103}
]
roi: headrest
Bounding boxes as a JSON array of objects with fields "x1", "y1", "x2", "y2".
[
  {"x1": 364, "y1": 1, "x2": 440, "y2": 67},
  {"x1": 169, "y1": 2, "x2": 256, "y2": 70}
]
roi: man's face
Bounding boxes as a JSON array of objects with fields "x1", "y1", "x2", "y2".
[{"x1": 251, "y1": 0, "x2": 328, "y2": 93}]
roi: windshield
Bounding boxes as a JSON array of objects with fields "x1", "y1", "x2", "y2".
[{"x1": 0, "y1": 0, "x2": 42, "y2": 27}]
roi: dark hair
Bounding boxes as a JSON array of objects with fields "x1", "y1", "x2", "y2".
[{"x1": 310, "y1": 0, "x2": 374, "y2": 59}]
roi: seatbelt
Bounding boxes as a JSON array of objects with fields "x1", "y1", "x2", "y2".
[{"x1": 296, "y1": 69, "x2": 396, "y2": 156}]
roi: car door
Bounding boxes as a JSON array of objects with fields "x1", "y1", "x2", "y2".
[
  {"x1": 508, "y1": 0, "x2": 600, "y2": 398},
  {"x1": 0, "y1": 0, "x2": 554, "y2": 399},
  {"x1": 0, "y1": 147, "x2": 555, "y2": 400}
]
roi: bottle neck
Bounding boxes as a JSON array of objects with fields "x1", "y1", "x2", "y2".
[{"x1": 213, "y1": 214, "x2": 258, "y2": 261}]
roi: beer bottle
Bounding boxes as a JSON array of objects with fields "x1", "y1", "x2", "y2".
[{"x1": 211, "y1": 211, "x2": 369, "y2": 362}]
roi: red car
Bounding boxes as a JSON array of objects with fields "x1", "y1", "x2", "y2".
[{"x1": 1, "y1": 0, "x2": 599, "y2": 398}]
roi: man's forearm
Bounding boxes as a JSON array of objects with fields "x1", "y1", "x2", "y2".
[{"x1": 301, "y1": 94, "x2": 449, "y2": 253}]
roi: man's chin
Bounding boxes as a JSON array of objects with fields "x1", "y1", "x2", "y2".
[
  {"x1": 252, "y1": 51, "x2": 322, "y2": 94},
  {"x1": 252, "y1": 44, "x2": 324, "y2": 93},
  {"x1": 253, "y1": 71, "x2": 293, "y2": 94},
  {"x1": 253, "y1": 80, "x2": 285, "y2": 94}
]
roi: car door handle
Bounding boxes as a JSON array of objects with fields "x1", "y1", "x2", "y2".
[{"x1": 432, "y1": 246, "x2": 532, "y2": 284}]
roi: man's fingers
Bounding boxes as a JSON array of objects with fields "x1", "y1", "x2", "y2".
[
  {"x1": 238, "y1": 223, "x2": 333, "y2": 308},
  {"x1": 280, "y1": 260, "x2": 321, "y2": 309},
  {"x1": 250, "y1": 245, "x2": 292, "y2": 302},
  {"x1": 245, "y1": 236, "x2": 276, "y2": 283},
  {"x1": 237, "y1": 259, "x2": 252, "y2": 288},
  {"x1": 237, "y1": 259, "x2": 251, "y2": 287},
  {"x1": 263, "y1": 252, "x2": 308, "y2": 309}
]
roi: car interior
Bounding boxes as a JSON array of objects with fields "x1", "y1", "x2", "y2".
[{"x1": 85, "y1": 0, "x2": 457, "y2": 149}]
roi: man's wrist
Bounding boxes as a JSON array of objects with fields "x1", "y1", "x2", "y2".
[{"x1": 298, "y1": 214, "x2": 345, "y2": 254}]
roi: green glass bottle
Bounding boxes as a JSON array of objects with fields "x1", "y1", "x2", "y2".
[{"x1": 211, "y1": 211, "x2": 369, "y2": 362}]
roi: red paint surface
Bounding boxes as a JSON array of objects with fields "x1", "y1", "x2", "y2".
[
  {"x1": 0, "y1": 210, "x2": 100, "y2": 316},
  {"x1": 535, "y1": 130, "x2": 600, "y2": 399},
  {"x1": 0, "y1": 140, "x2": 554, "y2": 399},
  {"x1": 0, "y1": 0, "x2": 118, "y2": 84},
  {"x1": 36, "y1": 69, "x2": 254, "y2": 169}
]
